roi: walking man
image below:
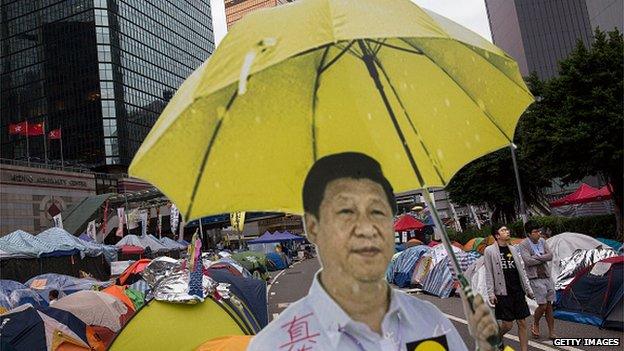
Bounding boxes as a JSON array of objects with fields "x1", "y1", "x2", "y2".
[
  {"x1": 519, "y1": 222, "x2": 556, "y2": 339},
  {"x1": 484, "y1": 225, "x2": 534, "y2": 351}
]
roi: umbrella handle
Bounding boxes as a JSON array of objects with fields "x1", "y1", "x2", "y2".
[{"x1": 421, "y1": 189, "x2": 502, "y2": 350}]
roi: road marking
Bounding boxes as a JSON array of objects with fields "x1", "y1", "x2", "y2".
[
  {"x1": 267, "y1": 268, "x2": 289, "y2": 296},
  {"x1": 443, "y1": 313, "x2": 585, "y2": 351}
]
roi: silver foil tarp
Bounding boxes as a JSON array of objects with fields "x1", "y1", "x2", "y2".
[
  {"x1": 555, "y1": 248, "x2": 616, "y2": 290},
  {"x1": 140, "y1": 256, "x2": 235, "y2": 304}
]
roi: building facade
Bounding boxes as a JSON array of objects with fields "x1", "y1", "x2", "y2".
[
  {"x1": 1, "y1": 0, "x2": 214, "y2": 168},
  {"x1": 485, "y1": 0, "x2": 623, "y2": 79},
  {"x1": 224, "y1": 0, "x2": 293, "y2": 28}
]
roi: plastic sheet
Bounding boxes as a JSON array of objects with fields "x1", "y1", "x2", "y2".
[{"x1": 555, "y1": 248, "x2": 616, "y2": 290}]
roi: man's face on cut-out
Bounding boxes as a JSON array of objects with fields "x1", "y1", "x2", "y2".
[{"x1": 307, "y1": 178, "x2": 394, "y2": 283}]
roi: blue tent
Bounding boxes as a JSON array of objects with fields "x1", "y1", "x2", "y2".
[
  {"x1": 389, "y1": 245, "x2": 430, "y2": 288},
  {"x1": 0, "y1": 280, "x2": 48, "y2": 310},
  {"x1": 25, "y1": 273, "x2": 110, "y2": 302},
  {"x1": 596, "y1": 237, "x2": 623, "y2": 251},
  {"x1": 248, "y1": 231, "x2": 305, "y2": 244},
  {"x1": 266, "y1": 252, "x2": 287, "y2": 270},
  {"x1": 206, "y1": 268, "x2": 268, "y2": 328},
  {"x1": 555, "y1": 256, "x2": 623, "y2": 330}
]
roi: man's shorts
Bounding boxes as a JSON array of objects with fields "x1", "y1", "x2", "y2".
[{"x1": 529, "y1": 278, "x2": 555, "y2": 304}]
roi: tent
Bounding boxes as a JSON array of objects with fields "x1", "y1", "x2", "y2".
[
  {"x1": 211, "y1": 258, "x2": 253, "y2": 278},
  {"x1": 37, "y1": 228, "x2": 85, "y2": 255},
  {"x1": 205, "y1": 268, "x2": 268, "y2": 328},
  {"x1": 0, "y1": 230, "x2": 61, "y2": 258},
  {"x1": 550, "y1": 183, "x2": 612, "y2": 207},
  {"x1": 248, "y1": 231, "x2": 305, "y2": 244},
  {"x1": 53, "y1": 290, "x2": 130, "y2": 332},
  {"x1": 195, "y1": 335, "x2": 253, "y2": 351},
  {"x1": 142, "y1": 235, "x2": 170, "y2": 253},
  {"x1": 596, "y1": 238, "x2": 622, "y2": 250},
  {"x1": 421, "y1": 250, "x2": 480, "y2": 298},
  {"x1": 102, "y1": 285, "x2": 136, "y2": 312},
  {"x1": 116, "y1": 235, "x2": 168, "y2": 254},
  {"x1": 0, "y1": 281, "x2": 48, "y2": 310},
  {"x1": 230, "y1": 251, "x2": 270, "y2": 280},
  {"x1": 393, "y1": 215, "x2": 425, "y2": 231},
  {"x1": 209, "y1": 262, "x2": 244, "y2": 277},
  {"x1": 387, "y1": 245, "x2": 430, "y2": 288},
  {"x1": 265, "y1": 252, "x2": 287, "y2": 270},
  {"x1": 26, "y1": 273, "x2": 110, "y2": 302},
  {"x1": 555, "y1": 256, "x2": 623, "y2": 330},
  {"x1": 38, "y1": 306, "x2": 89, "y2": 347},
  {"x1": 160, "y1": 237, "x2": 187, "y2": 250},
  {"x1": 117, "y1": 259, "x2": 151, "y2": 285},
  {"x1": 109, "y1": 298, "x2": 247, "y2": 351},
  {"x1": 554, "y1": 247, "x2": 616, "y2": 290},
  {"x1": 0, "y1": 304, "x2": 90, "y2": 350},
  {"x1": 546, "y1": 232, "x2": 607, "y2": 279}
]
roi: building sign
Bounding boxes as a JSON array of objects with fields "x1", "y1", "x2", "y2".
[{"x1": 0, "y1": 165, "x2": 95, "y2": 190}]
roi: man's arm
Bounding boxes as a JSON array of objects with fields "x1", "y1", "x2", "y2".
[
  {"x1": 519, "y1": 241, "x2": 543, "y2": 266},
  {"x1": 537, "y1": 238, "x2": 553, "y2": 262}
]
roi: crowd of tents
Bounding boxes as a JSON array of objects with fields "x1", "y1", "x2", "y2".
[
  {"x1": 0, "y1": 250, "x2": 275, "y2": 351},
  {"x1": 386, "y1": 231, "x2": 623, "y2": 331}
]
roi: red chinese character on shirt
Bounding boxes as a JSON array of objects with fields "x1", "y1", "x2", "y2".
[{"x1": 279, "y1": 312, "x2": 320, "y2": 351}]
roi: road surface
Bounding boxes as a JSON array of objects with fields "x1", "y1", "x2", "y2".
[{"x1": 266, "y1": 258, "x2": 622, "y2": 351}]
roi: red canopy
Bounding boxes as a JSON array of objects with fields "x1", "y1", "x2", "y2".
[
  {"x1": 393, "y1": 215, "x2": 425, "y2": 231},
  {"x1": 550, "y1": 183, "x2": 612, "y2": 207}
]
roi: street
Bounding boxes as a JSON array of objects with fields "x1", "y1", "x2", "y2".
[{"x1": 267, "y1": 258, "x2": 623, "y2": 351}]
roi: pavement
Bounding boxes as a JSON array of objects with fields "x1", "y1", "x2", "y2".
[{"x1": 266, "y1": 257, "x2": 623, "y2": 351}]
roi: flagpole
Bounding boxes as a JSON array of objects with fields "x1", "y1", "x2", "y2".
[
  {"x1": 60, "y1": 132, "x2": 64, "y2": 170},
  {"x1": 43, "y1": 121, "x2": 48, "y2": 166},
  {"x1": 25, "y1": 122, "x2": 30, "y2": 167}
]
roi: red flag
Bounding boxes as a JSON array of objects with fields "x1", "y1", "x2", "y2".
[
  {"x1": 48, "y1": 128, "x2": 62, "y2": 139},
  {"x1": 28, "y1": 122, "x2": 44, "y2": 136},
  {"x1": 8, "y1": 122, "x2": 28, "y2": 135}
]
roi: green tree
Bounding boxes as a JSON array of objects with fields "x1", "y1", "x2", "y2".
[{"x1": 522, "y1": 29, "x2": 623, "y2": 236}]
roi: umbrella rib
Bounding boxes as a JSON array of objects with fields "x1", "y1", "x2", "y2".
[
  {"x1": 399, "y1": 38, "x2": 513, "y2": 142},
  {"x1": 356, "y1": 39, "x2": 426, "y2": 187},
  {"x1": 311, "y1": 46, "x2": 331, "y2": 161},
  {"x1": 186, "y1": 89, "x2": 239, "y2": 218},
  {"x1": 319, "y1": 40, "x2": 355, "y2": 74},
  {"x1": 366, "y1": 39, "x2": 423, "y2": 56},
  {"x1": 364, "y1": 40, "x2": 446, "y2": 185}
]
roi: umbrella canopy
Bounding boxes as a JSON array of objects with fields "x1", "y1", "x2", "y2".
[
  {"x1": 394, "y1": 215, "x2": 426, "y2": 231},
  {"x1": 53, "y1": 290, "x2": 129, "y2": 332},
  {"x1": 128, "y1": 0, "x2": 532, "y2": 220},
  {"x1": 0, "y1": 304, "x2": 90, "y2": 351}
]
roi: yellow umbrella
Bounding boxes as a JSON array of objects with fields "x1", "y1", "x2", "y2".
[
  {"x1": 130, "y1": 0, "x2": 532, "y2": 220},
  {"x1": 130, "y1": 1, "x2": 532, "y2": 346}
]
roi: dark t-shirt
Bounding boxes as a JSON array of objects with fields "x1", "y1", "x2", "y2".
[{"x1": 498, "y1": 245, "x2": 523, "y2": 295}]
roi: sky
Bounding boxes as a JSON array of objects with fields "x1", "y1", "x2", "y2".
[{"x1": 210, "y1": 0, "x2": 493, "y2": 47}]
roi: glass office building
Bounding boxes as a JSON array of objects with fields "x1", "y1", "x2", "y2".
[{"x1": 1, "y1": 0, "x2": 214, "y2": 168}]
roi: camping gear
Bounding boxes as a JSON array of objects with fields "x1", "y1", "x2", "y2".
[
  {"x1": 117, "y1": 259, "x2": 151, "y2": 285},
  {"x1": 208, "y1": 262, "x2": 244, "y2": 277},
  {"x1": 388, "y1": 245, "x2": 429, "y2": 288},
  {"x1": 554, "y1": 247, "x2": 616, "y2": 290},
  {"x1": 53, "y1": 290, "x2": 130, "y2": 332},
  {"x1": 86, "y1": 325, "x2": 116, "y2": 351},
  {"x1": 596, "y1": 237, "x2": 622, "y2": 250},
  {"x1": 195, "y1": 335, "x2": 253, "y2": 351},
  {"x1": 161, "y1": 236, "x2": 188, "y2": 249},
  {"x1": 0, "y1": 280, "x2": 48, "y2": 310},
  {"x1": 0, "y1": 230, "x2": 61, "y2": 258},
  {"x1": 109, "y1": 298, "x2": 247, "y2": 351},
  {"x1": 124, "y1": 287, "x2": 145, "y2": 310},
  {"x1": 248, "y1": 231, "x2": 304, "y2": 244},
  {"x1": 118, "y1": 245, "x2": 144, "y2": 258},
  {"x1": 0, "y1": 304, "x2": 90, "y2": 350},
  {"x1": 394, "y1": 215, "x2": 425, "y2": 232},
  {"x1": 26, "y1": 273, "x2": 110, "y2": 302},
  {"x1": 129, "y1": 1, "x2": 532, "y2": 346},
  {"x1": 555, "y1": 256, "x2": 623, "y2": 330},
  {"x1": 546, "y1": 232, "x2": 606, "y2": 279},
  {"x1": 230, "y1": 251, "x2": 270, "y2": 280},
  {"x1": 205, "y1": 268, "x2": 268, "y2": 328}
]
